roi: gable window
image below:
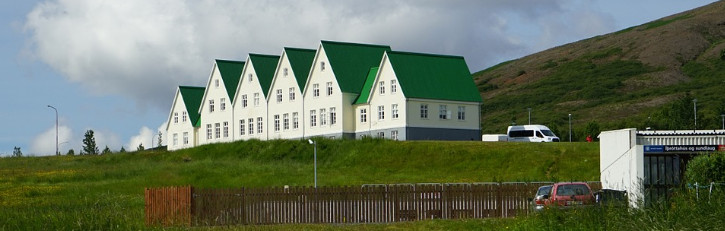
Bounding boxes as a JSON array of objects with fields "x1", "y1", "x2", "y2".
[
  {"x1": 173, "y1": 133, "x2": 178, "y2": 146},
  {"x1": 214, "y1": 123, "x2": 221, "y2": 139},
  {"x1": 283, "y1": 113, "x2": 289, "y2": 130},
  {"x1": 439, "y1": 105, "x2": 449, "y2": 120},
  {"x1": 313, "y1": 84, "x2": 320, "y2": 97},
  {"x1": 276, "y1": 89, "x2": 283, "y2": 103},
  {"x1": 320, "y1": 108, "x2": 327, "y2": 126},
  {"x1": 242, "y1": 95, "x2": 248, "y2": 108},
  {"x1": 248, "y1": 118, "x2": 254, "y2": 135},
  {"x1": 378, "y1": 105, "x2": 385, "y2": 120},
  {"x1": 293, "y1": 112, "x2": 299, "y2": 129},
  {"x1": 209, "y1": 100, "x2": 215, "y2": 113},
  {"x1": 257, "y1": 117, "x2": 263, "y2": 134},
  {"x1": 420, "y1": 104, "x2": 428, "y2": 119},
  {"x1": 274, "y1": 115, "x2": 280, "y2": 132},
  {"x1": 391, "y1": 130, "x2": 398, "y2": 140},
  {"x1": 392, "y1": 104, "x2": 399, "y2": 119},
  {"x1": 173, "y1": 112, "x2": 178, "y2": 124},
  {"x1": 223, "y1": 121, "x2": 229, "y2": 138},
  {"x1": 330, "y1": 107, "x2": 336, "y2": 125},
  {"x1": 320, "y1": 61, "x2": 325, "y2": 71},
  {"x1": 206, "y1": 124, "x2": 212, "y2": 139},
  {"x1": 326, "y1": 82, "x2": 333, "y2": 96},
  {"x1": 391, "y1": 80, "x2": 397, "y2": 93},
  {"x1": 283, "y1": 68, "x2": 288, "y2": 77},
  {"x1": 239, "y1": 119, "x2": 245, "y2": 136},
  {"x1": 214, "y1": 79, "x2": 219, "y2": 88},
  {"x1": 183, "y1": 132, "x2": 189, "y2": 144},
  {"x1": 182, "y1": 111, "x2": 187, "y2": 122},
  {"x1": 220, "y1": 98, "x2": 226, "y2": 111},
  {"x1": 254, "y1": 93, "x2": 260, "y2": 106},
  {"x1": 457, "y1": 106, "x2": 466, "y2": 120},
  {"x1": 310, "y1": 110, "x2": 317, "y2": 127},
  {"x1": 248, "y1": 74, "x2": 253, "y2": 82},
  {"x1": 360, "y1": 108, "x2": 367, "y2": 123},
  {"x1": 289, "y1": 87, "x2": 295, "y2": 101},
  {"x1": 379, "y1": 81, "x2": 385, "y2": 95}
]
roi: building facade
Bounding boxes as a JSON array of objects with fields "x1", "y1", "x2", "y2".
[
  {"x1": 198, "y1": 60, "x2": 245, "y2": 145},
  {"x1": 232, "y1": 54, "x2": 280, "y2": 141},
  {"x1": 266, "y1": 48, "x2": 316, "y2": 140},
  {"x1": 165, "y1": 86, "x2": 204, "y2": 151}
]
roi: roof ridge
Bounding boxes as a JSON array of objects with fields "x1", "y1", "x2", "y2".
[
  {"x1": 179, "y1": 86, "x2": 205, "y2": 89},
  {"x1": 284, "y1": 47, "x2": 316, "y2": 52},
  {"x1": 321, "y1": 40, "x2": 390, "y2": 49},
  {"x1": 215, "y1": 59, "x2": 245, "y2": 64},
  {"x1": 249, "y1": 53, "x2": 281, "y2": 58},
  {"x1": 387, "y1": 50, "x2": 464, "y2": 59}
]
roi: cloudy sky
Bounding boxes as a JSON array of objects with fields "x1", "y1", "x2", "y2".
[{"x1": 0, "y1": 0, "x2": 717, "y2": 156}]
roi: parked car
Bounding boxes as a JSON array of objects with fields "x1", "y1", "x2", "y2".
[
  {"x1": 532, "y1": 185, "x2": 552, "y2": 212},
  {"x1": 545, "y1": 182, "x2": 595, "y2": 208}
]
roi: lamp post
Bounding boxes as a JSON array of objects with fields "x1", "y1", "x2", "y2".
[
  {"x1": 693, "y1": 99, "x2": 697, "y2": 130},
  {"x1": 308, "y1": 139, "x2": 317, "y2": 188},
  {"x1": 568, "y1": 114, "x2": 572, "y2": 142},
  {"x1": 47, "y1": 105, "x2": 58, "y2": 155},
  {"x1": 527, "y1": 108, "x2": 532, "y2": 125}
]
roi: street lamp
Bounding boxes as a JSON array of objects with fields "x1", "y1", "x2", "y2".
[
  {"x1": 47, "y1": 105, "x2": 58, "y2": 156},
  {"x1": 527, "y1": 108, "x2": 532, "y2": 125},
  {"x1": 693, "y1": 99, "x2": 697, "y2": 130},
  {"x1": 568, "y1": 114, "x2": 572, "y2": 142},
  {"x1": 308, "y1": 139, "x2": 317, "y2": 188}
]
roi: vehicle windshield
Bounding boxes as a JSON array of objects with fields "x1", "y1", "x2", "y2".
[
  {"x1": 537, "y1": 186, "x2": 552, "y2": 196},
  {"x1": 556, "y1": 184, "x2": 590, "y2": 196},
  {"x1": 541, "y1": 130, "x2": 556, "y2": 136}
]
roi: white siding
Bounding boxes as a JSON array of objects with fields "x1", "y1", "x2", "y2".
[
  {"x1": 267, "y1": 52, "x2": 305, "y2": 140},
  {"x1": 233, "y1": 58, "x2": 268, "y2": 140},
  {"x1": 303, "y1": 46, "x2": 345, "y2": 138},
  {"x1": 199, "y1": 64, "x2": 235, "y2": 145},
  {"x1": 166, "y1": 89, "x2": 197, "y2": 151}
]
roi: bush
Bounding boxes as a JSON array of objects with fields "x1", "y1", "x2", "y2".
[{"x1": 686, "y1": 151, "x2": 725, "y2": 184}]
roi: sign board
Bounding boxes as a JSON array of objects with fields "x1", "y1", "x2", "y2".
[{"x1": 644, "y1": 145, "x2": 725, "y2": 153}]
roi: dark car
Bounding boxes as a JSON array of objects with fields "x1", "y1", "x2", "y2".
[
  {"x1": 532, "y1": 185, "x2": 552, "y2": 212},
  {"x1": 545, "y1": 182, "x2": 595, "y2": 207}
]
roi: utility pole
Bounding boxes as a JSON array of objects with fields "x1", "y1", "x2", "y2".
[{"x1": 47, "y1": 105, "x2": 58, "y2": 155}]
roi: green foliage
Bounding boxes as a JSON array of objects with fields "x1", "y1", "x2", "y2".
[
  {"x1": 582, "y1": 47, "x2": 623, "y2": 60},
  {"x1": 584, "y1": 121, "x2": 601, "y2": 141},
  {"x1": 721, "y1": 49, "x2": 725, "y2": 60},
  {"x1": 119, "y1": 146, "x2": 126, "y2": 153},
  {"x1": 649, "y1": 94, "x2": 695, "y2": 130},
  {"x1": 136, "y1": 143, "x2": 144, "y2": 151},
  {"x1": 66, "y1": 149, "x2": 75, "y2": 156},
  {"x1": 643, "y1": 14, "x2": 694, "y2": 30},
  {"x1": 12, "y1": 146, "x2": 22, "y2": 157},
  {"x1": 101, "y1": 146, "x2": 112, "y2": 155},
  {"x1": 686, "y1": 152, "x2": 725, "y2": 183},
  {"x1": 82, "y1": 130, "x2": 99, "y2": 155}
]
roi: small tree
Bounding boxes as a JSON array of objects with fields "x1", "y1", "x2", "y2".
[
  {"x1": 137, "y1": 143, "x2": 145, "y2": 151},
  {"x1": 12, "y1": 146, "x2": 22, "y2": 157},
  {"x1": 67, "y1": 149, "x2": 75, "y2": 156},
  {"x1": 119, "y1": 146, "x2": 126, "y2": 153},
  {"x1": 82, "y1": 130, "x2": 99, "y2": 155},
  {"x1": 584, "y1": 121, "x2": 601, "y2": 141},
  {"x1": 157, "y1": 131, "x2": 163, "y2": 148},
  {"x1": 686, "y1": 152, "x2": 725, "y2": 184},
  {"x1": 101, "y1": 146, "x2": 112, "y2": 155}
]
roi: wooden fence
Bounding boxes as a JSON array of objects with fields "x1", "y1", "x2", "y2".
[{"x1": 145, "y1": 182, "x2": 602, "y2": 227}]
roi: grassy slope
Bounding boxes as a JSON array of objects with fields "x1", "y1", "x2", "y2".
[{"x1": 0, "y1": 139, "x2": 598, "y2": 230}]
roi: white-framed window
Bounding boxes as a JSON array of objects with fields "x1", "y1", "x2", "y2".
[
  {"x1": 313, "y1": 84, "x2": 320, "y2": 97},
  {"x1": 310, "y1": 110, "x2": 317, "y2": 127},
  {"x1": 276, "y1": 89, "x2": 283, "y2": 103},
  {"x1": 283, "y1": 68, "x2": 288, "y2": 77},
  {"x1": 240, "y1": 119, "x2": 245, "y2": 136},
  {"x1": 289, "y1": 87, "x2": 295, "y2": 101},
  {"x1": 391, "y1": 130, "x2": 398, "y2": 140},
  {"x1": 421, "y1": 104, "x2": 428, "y2": 119},
  {"x1": 254, "y1": 93, "x2": 260, "y2": 106},
  {"x1": 330, "y1": 107, "x2": 336, "y2": 125},
  {"x1": 391, "y1": 80, "x2": 397, "y2": 93},
  {"x1": 182, "y1": 111, "x2": 187, "y2": 122},
  {"x1": 379, "y1": 81, "x2": 385, "y2": 95},
  {"x1": 220, "y1": 98, "x2": 226, "y2": 111},
  {"x1": 215, "y1": 79, "x2": 219, "y2": 88},
  {"x1": 378, "y1": 132, "x2": 385, "y2": 138},
  {"x1": 223, "y1": 121, "x2": 229, "y2": 138},
  {"x1": 248, "y1": 118, "x2": 254, "y2": 135},
  {"x1": 457, "y1": 106, "x2": 466, "y2": 120},
  {"x1": 206, "y1": 124, "x2": 212, "y2": 139},
  {"x1": 283, "y1": 113, "x2": 289, "y2": 130},
  {"x1": 320, "y1": 61, "x2": 326, "y2": 71},
  {"x1": 293, "y1": 112, "x2": 299, "y2": 129},
  {"x1": 173, "y1": 133, "x2": 178, "y2": 146},
  {"x1": 257, "y1": 117, "x2": 263, "y2": 134},
  {"x1": 439, "y1": 105, "x2": 449, "y2": 120},
  {"x1": 392, "y1": 104, "x2": 399, "y2": 119},
  {"x1": 214, "y1": 123, "x2": 221, "y2": 139},
  {"x1": 209, "y1": 100, "x2": 215, "y2": 113},
  {"x1": 248, "y1": 73, "x2": 253, "y2": 82},
  {"x1": 173, "y1": 112, "x2": 178, "y2": 124},
  {"x1": 378, "y1": 105, "x2": 385, "y2": 120},
  {"x1": 360, "y1": 108, "x2": 367, "y2": 123},
  {"x1": 242, "y1": 95, "x2": 248, "y2": 108},
  {"x1": 320, "y1": 108, "x2": 327, "y2": 126},
  {"x1": 326, "y1": 82, "x2": 333, "y2": 96},
  {"x1": 183, "y1": 132, "x2": 189, "y2": 144},
  {"x1": 274, "y1": 115, "x2": 280, "y2": 132}
]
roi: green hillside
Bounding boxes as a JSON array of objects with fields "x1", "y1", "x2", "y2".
[
  {"x1": 474, "y1": 1, "x2": 725, "y2": 139},
  {"x1": 0, "y1": 139, "x2": 598, "y2": 230}
]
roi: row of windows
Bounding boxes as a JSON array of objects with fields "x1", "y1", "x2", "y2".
[
  {"x1": 378, "y1": 80, "x2": 397, "y2": 95},
  {"x1": 362, "y1": 130, "x2": 399, "y2": 140},
  {"x1": 171, "y1": 132, "x2": 190, "y2": 146},
  {"x1": 238, "y1": 117, "x2": 265, "y2": 136},
  {"x1": 205, "y1": 122, "x2": 230, "y2": 140},
  {"x1": 172, "y1": 111, "x2": 188, "y2": 124},
  {"x1": 311, "y1": 82, "x2": 335, "y2": 98},
  {"x1": 419, "y1": 104, "x2": 466, "y2": 120},
  {"x1": 274, "y1": 87, "x2": 298, "y2": 103},
  {"x1": 359, "y1": 104, "x2": 402, "y2": 122},
  {"x1": 271, "y1": 113, "x2": 300, "y2": 132},
  {"x1": 309, "y1": 107, "x2": 337, "y2": 127}
]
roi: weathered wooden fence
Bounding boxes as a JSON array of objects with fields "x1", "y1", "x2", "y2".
[{"x1": 145, "y1": 182, "x2": 601, "y2": 227}]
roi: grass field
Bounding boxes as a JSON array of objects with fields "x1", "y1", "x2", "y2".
[{"x1": 0, "y1": 139, "x2": 599, "y2": 230}]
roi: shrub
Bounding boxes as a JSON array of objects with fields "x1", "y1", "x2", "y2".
[{"x1": 686, "y1": 151, "x2": 725, "y2": 184}]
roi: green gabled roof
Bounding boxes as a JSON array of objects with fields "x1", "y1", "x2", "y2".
[
  {"x1": 320, "y1": 40, "x2": 391, "y2": 94},
  {"x1": 215, "y1": 59, "x2": 245, "y2": 100},
  {"x1": 354, "y1": 67, "x2": 378, "y2": 105},
  {"x1": 387, "y1": 51, "x2": 482, "y2": 103},
  {"x1": 284, "y1": 47, "x2": 316, "y2": 91},
  {"x1": 178, "y1": 86, "x2": 205, "y2": 127},
  {"x1": 248, "y1": 54, "x2": 281, "y2": 98}
]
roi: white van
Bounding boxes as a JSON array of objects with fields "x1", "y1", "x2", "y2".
[{"x1": 507, "y1": 125, "x2": 560, "y2": 142}]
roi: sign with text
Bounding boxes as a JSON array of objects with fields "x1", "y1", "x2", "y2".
[{"x1": 644, "y1": 145, "x2": 725, "y2": 153}]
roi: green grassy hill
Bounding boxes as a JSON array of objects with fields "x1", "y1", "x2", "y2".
[
  {"x1": 474, "y1": 1, "x2": 725, "y2": 139},
  {"x1": 0, "y1": 139, "x2": 598, "y2": 230}
]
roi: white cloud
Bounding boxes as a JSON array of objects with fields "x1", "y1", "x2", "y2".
[
  {"x1": 126, "y1": 125, "x2": 165, "y2": 151},
  {"x1": 30, "y1": 125, "x2": 73, "y2": 156}
]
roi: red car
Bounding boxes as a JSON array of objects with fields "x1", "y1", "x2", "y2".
[{"x1": 545, "y1": 182, "x2": 595, "y2": 207}]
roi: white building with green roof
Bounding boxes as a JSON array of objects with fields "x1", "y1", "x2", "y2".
[
  {"x1": 165, "y1": 86, "x2": 205, "y2": 151},
  {"x1": 198, "y1": 59, "x2": 245, "y2": 145},
  {"x1": 266, "y1": 48, "x2": 316, "y2": 140},
  {"x1": 232, "y1": 54, "x2": 280, "y2": 141},
  {"x1": 353, "y1": 51, "x2": 482, "y2": 140}
]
